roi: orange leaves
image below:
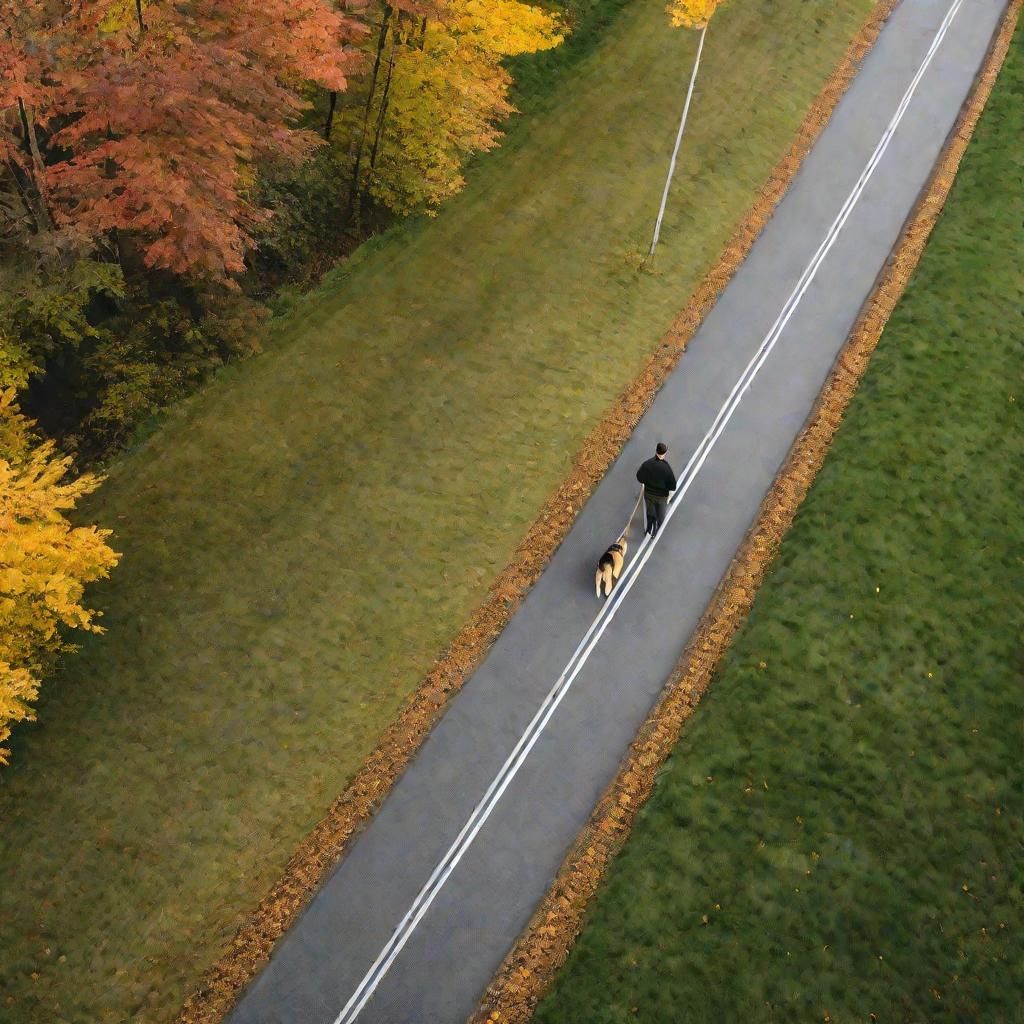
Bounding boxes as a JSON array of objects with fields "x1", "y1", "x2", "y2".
[{"x1": 4, "y1": 0, "x2": 365, "y2": 281}]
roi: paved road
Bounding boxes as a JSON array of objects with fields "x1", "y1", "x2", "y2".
[{"x1": 228, "y1": 1, "x2": 1008, "y2": 1021}]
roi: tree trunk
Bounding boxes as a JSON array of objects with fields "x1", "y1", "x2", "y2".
[
  {"x1": 135, "y1": 0, "x2": 146, "y2": 35},
  {"x1": 324, "y1": 90, "x2": 338, "y2": 139},
  {"x1": 364, "y1": 25, "x2": 398, "y2": 199},
  {"x1": 4, "y1": 158, "x2": 42, "y2": 235},
  {"x1": 16, "y1": 98, "x2": 55, "y2": 234},
  {"x1": 349, "y1": 2, "x2": 393, "y2": 221}
]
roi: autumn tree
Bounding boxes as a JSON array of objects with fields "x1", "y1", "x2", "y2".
[
  {"x1": 350, "y1": 0, "x2": 562, "y2": 216},
  {"x1": 1, "y1": 0, "x2": 365, "y2": 281},
  {"x1": 0, "y1": 390, "x2": 120, "y2": 763}
]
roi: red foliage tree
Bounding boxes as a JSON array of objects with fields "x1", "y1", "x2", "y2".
[{"x1": 1, "y1": 0, "x2": 364, "y2": 279}]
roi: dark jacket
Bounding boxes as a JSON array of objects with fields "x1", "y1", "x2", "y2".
[{"x1": 636, "y1": 455, "x2": 677, "y2": 499}]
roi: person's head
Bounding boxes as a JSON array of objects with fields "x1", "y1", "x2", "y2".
[{"x1": 656, "y1": 442, "x2": 668, "y2": 459}]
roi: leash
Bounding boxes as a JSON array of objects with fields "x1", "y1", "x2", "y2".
[{"x1": 621, "y1": 486, "x2": 645, "y2": 541}]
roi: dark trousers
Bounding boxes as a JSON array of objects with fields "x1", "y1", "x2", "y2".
[{"x1": 644, "y1": 493, "x2": 668, "y2": 536}]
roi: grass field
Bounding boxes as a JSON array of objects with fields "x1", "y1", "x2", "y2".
[
  {"x1": 0, "y1": 1, "x2": 875, "y2": 1021},
  {"x1": 535, "y1": 25, "x2": 1024, "y2": 1024}
]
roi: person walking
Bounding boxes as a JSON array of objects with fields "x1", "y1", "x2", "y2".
[{"x1": 636, "y1": 442, "x2": 677, "y2": 538}]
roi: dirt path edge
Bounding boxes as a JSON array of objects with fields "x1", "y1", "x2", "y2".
[{"x1": 469, "y1": 3, "x2": 1022, "y2": 1022}]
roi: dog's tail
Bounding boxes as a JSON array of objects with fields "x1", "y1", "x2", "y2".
[{"x1": 596, "y1": 565, "x2": 612, "y2": 598}]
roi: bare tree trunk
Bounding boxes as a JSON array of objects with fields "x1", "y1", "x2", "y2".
[
  {"x1": 4, "y1": 158, "x2": 41, "y2": 235},
  {"x1": 364, "y1": 25, "x2": 398, "y2": 199},
  {"x1": 103, "y1": 123, "x2": 125, "y2": 276},
  {"x1": 324, "y1": 90, "x2": 338, "y2": 139},
  {"x1": 135, "y1": 0, "x2": 146, "y2": 35},
  {"x1": 349, "y1": 2, "x2": 393, "y2": 221},
  {"x1": 16, "y1": 97, "x2": 54, "y2": 233},
  {"x1": 17, "y1": 99, "x2": 44, "y2": 172}
]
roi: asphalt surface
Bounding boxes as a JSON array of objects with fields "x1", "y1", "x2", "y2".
[{"x1": 228, "y1": 1, "x2": 1009, "y2": 1021}]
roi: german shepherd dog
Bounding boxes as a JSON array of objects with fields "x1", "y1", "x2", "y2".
[{"x1": 595, "y1": 535, "x2": 628, "y2": 598}]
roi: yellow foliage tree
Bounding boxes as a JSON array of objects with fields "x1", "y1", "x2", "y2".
[
  {"x1": 0, "y1": 390, "x2": 119, "y2": 763},
  {"x1": 358, "y1": 0, "x2": 562, "y2": 214},
  {"x1": 665, "y1": 0, "x2": 721, "y2": 29}
]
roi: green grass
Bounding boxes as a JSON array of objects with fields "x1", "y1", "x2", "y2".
[
  {"x1": 0, "y1": 2, "x2": 874, "y2": 1021},
  {"x1": 535, "y1": 26, "x2": 1024, "y2": 1024}
]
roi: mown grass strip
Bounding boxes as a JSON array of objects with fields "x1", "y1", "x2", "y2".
[{"x1": 524, "y1": 9, "x2": 1023, "y2": 1023}]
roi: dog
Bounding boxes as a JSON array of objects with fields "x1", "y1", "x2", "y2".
[{"x1": 595, "y1": 535, "x2": 628, "y2": 598}]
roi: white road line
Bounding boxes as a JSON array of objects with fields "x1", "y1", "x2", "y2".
[{"x1": 330, "y1": 3, "x2": 964, "y2": 1020}]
